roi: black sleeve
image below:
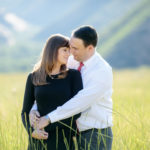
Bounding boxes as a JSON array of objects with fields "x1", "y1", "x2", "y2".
[
  {"x1": 21, "y1": 73, "x2": 35, "y2": 135},
  {"x1": 45, "y1": 70, "x2": 83, "y2": 132},
  {"x1": 69, "y1": 70, "x2": 83, "y2": 123}
]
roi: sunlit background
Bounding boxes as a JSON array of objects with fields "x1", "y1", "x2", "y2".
[
  {"x1": 0, "y1": 0, "x2": 150, "y2": 72},
  {"x1": 0, "y1": 0, "x2": 150, "y2": 150}
]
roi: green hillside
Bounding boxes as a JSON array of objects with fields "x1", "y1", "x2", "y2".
[{"x1": 98, "y1": 0, "x2": 150, "y2": 56}]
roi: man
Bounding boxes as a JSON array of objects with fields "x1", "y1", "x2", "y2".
[{"x1": 30, "y1": 25, "x2": 113, "y2": 150}]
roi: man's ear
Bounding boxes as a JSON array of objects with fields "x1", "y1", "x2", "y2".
[{"x1": 87, "y1": 45, "x2": 94, "y2": 52}]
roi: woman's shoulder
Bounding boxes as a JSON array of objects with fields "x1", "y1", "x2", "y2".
[
  {"x1": 68, "y1": 69, "x2": 81, "y2": 78},
  {"x1": 27, "y1": 72, "x2": 33, "y2": 78},
  {"x1": 68, "y1": 69, "x2": 80, "y2": 74},
  {"x1": 26, "y1": 72, "x2": 34, "y2": 82}
]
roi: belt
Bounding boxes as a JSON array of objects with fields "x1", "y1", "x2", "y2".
[{"x1": 80, "y1": 127, "x2": 111, "y2": 134}]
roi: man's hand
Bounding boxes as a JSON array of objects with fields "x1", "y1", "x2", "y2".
[
  {"x1": 32, "y1": 129, "x2": 48, "y2": 140},
  {"x1": 29, "y1": 110, "x2": 40, "y2": 128},
  {"x1": 36, "y1": 116, "x2": 50, "y2": 130}
]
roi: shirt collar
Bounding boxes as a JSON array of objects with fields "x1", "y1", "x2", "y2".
[{"x1": 83, "y1": 51, "x2": 97, "y2": 68}]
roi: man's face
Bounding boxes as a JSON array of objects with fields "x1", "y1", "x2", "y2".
[{"x1": 70, "y1": 37, "x2": 89, "y2": 62}]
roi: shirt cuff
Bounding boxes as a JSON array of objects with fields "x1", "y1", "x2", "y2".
[{"x1": 47, "y1": 111, "x2": 58, "y2": 123}]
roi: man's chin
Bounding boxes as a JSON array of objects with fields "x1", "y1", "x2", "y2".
[{"x1": 74, "y1": 56, "x2": 80, "y2": 61}]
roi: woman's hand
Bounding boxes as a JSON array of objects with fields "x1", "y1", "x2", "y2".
[
  {"x1": 29, "y1": 110, "x2": 40, "y2": 128},
  {"x1": 32, "y1": 129, "x2": 48, "y2": 140},
  {"x1": 36, "y1": 116, "x2": 51, "y2": 130}
]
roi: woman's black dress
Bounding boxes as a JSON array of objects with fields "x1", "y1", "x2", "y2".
[{"x1": 21, "y1": 69, "x2": 83, "y2": 150}]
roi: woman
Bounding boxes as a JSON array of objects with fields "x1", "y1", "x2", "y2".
[{"x1": 21, "y1": 34, "x2": 83, "y2": 150}]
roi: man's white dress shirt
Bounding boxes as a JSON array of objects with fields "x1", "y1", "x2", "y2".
[{"x1": 32, "y1": 51, "x2": 113, "y2": 132}]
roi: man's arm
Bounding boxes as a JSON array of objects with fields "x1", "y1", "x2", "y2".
[{"x1": 48, "y1": 68, "x2": 113, "y2": 123}]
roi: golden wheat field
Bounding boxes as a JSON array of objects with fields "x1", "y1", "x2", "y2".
[{"x1": 0, "y1": 68, "x2": 150, "y2": 150}]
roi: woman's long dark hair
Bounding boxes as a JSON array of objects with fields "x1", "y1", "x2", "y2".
[{"x1": 32, "y1": 34, "x2": 69, "y2": 85}]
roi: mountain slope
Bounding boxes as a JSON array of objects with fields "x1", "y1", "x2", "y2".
[
  {"x1": 99, "y1": 0, "x2": 150, "y2": 56},
  {"x1": 97, "y1": 0, "x2": 150, "y2": 68},
  {"x1": 105, "y1": 15, "x2": 150, "y2": 68}
]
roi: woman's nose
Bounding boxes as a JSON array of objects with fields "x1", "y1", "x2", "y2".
[{"x1": 67, "y1": 50, "x2": 71, "y2": 56}]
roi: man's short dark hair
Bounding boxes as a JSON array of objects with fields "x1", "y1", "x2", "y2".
[{"x1": 72, "y1": 25, "x2": 98, "y2": 47}]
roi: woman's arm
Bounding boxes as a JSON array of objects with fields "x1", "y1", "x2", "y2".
[
  {"x1": 21, "y1": 73, "x2": 35, "y2": 135},
  {"x1": 44, "y1": 70, "x2": 83, "y2": 131}
]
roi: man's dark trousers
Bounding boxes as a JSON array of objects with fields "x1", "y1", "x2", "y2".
[{"x1": 77, "y1": 127, "x2": 113, "y2": 150}]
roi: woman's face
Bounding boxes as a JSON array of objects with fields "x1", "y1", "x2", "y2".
[{"x1": 57, "y1": 47, "x2": 70, "y2": 65}]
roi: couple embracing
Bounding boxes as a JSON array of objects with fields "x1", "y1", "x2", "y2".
[{"x1": 21, "y1": 25, "x2": 113, "y2": 150}]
